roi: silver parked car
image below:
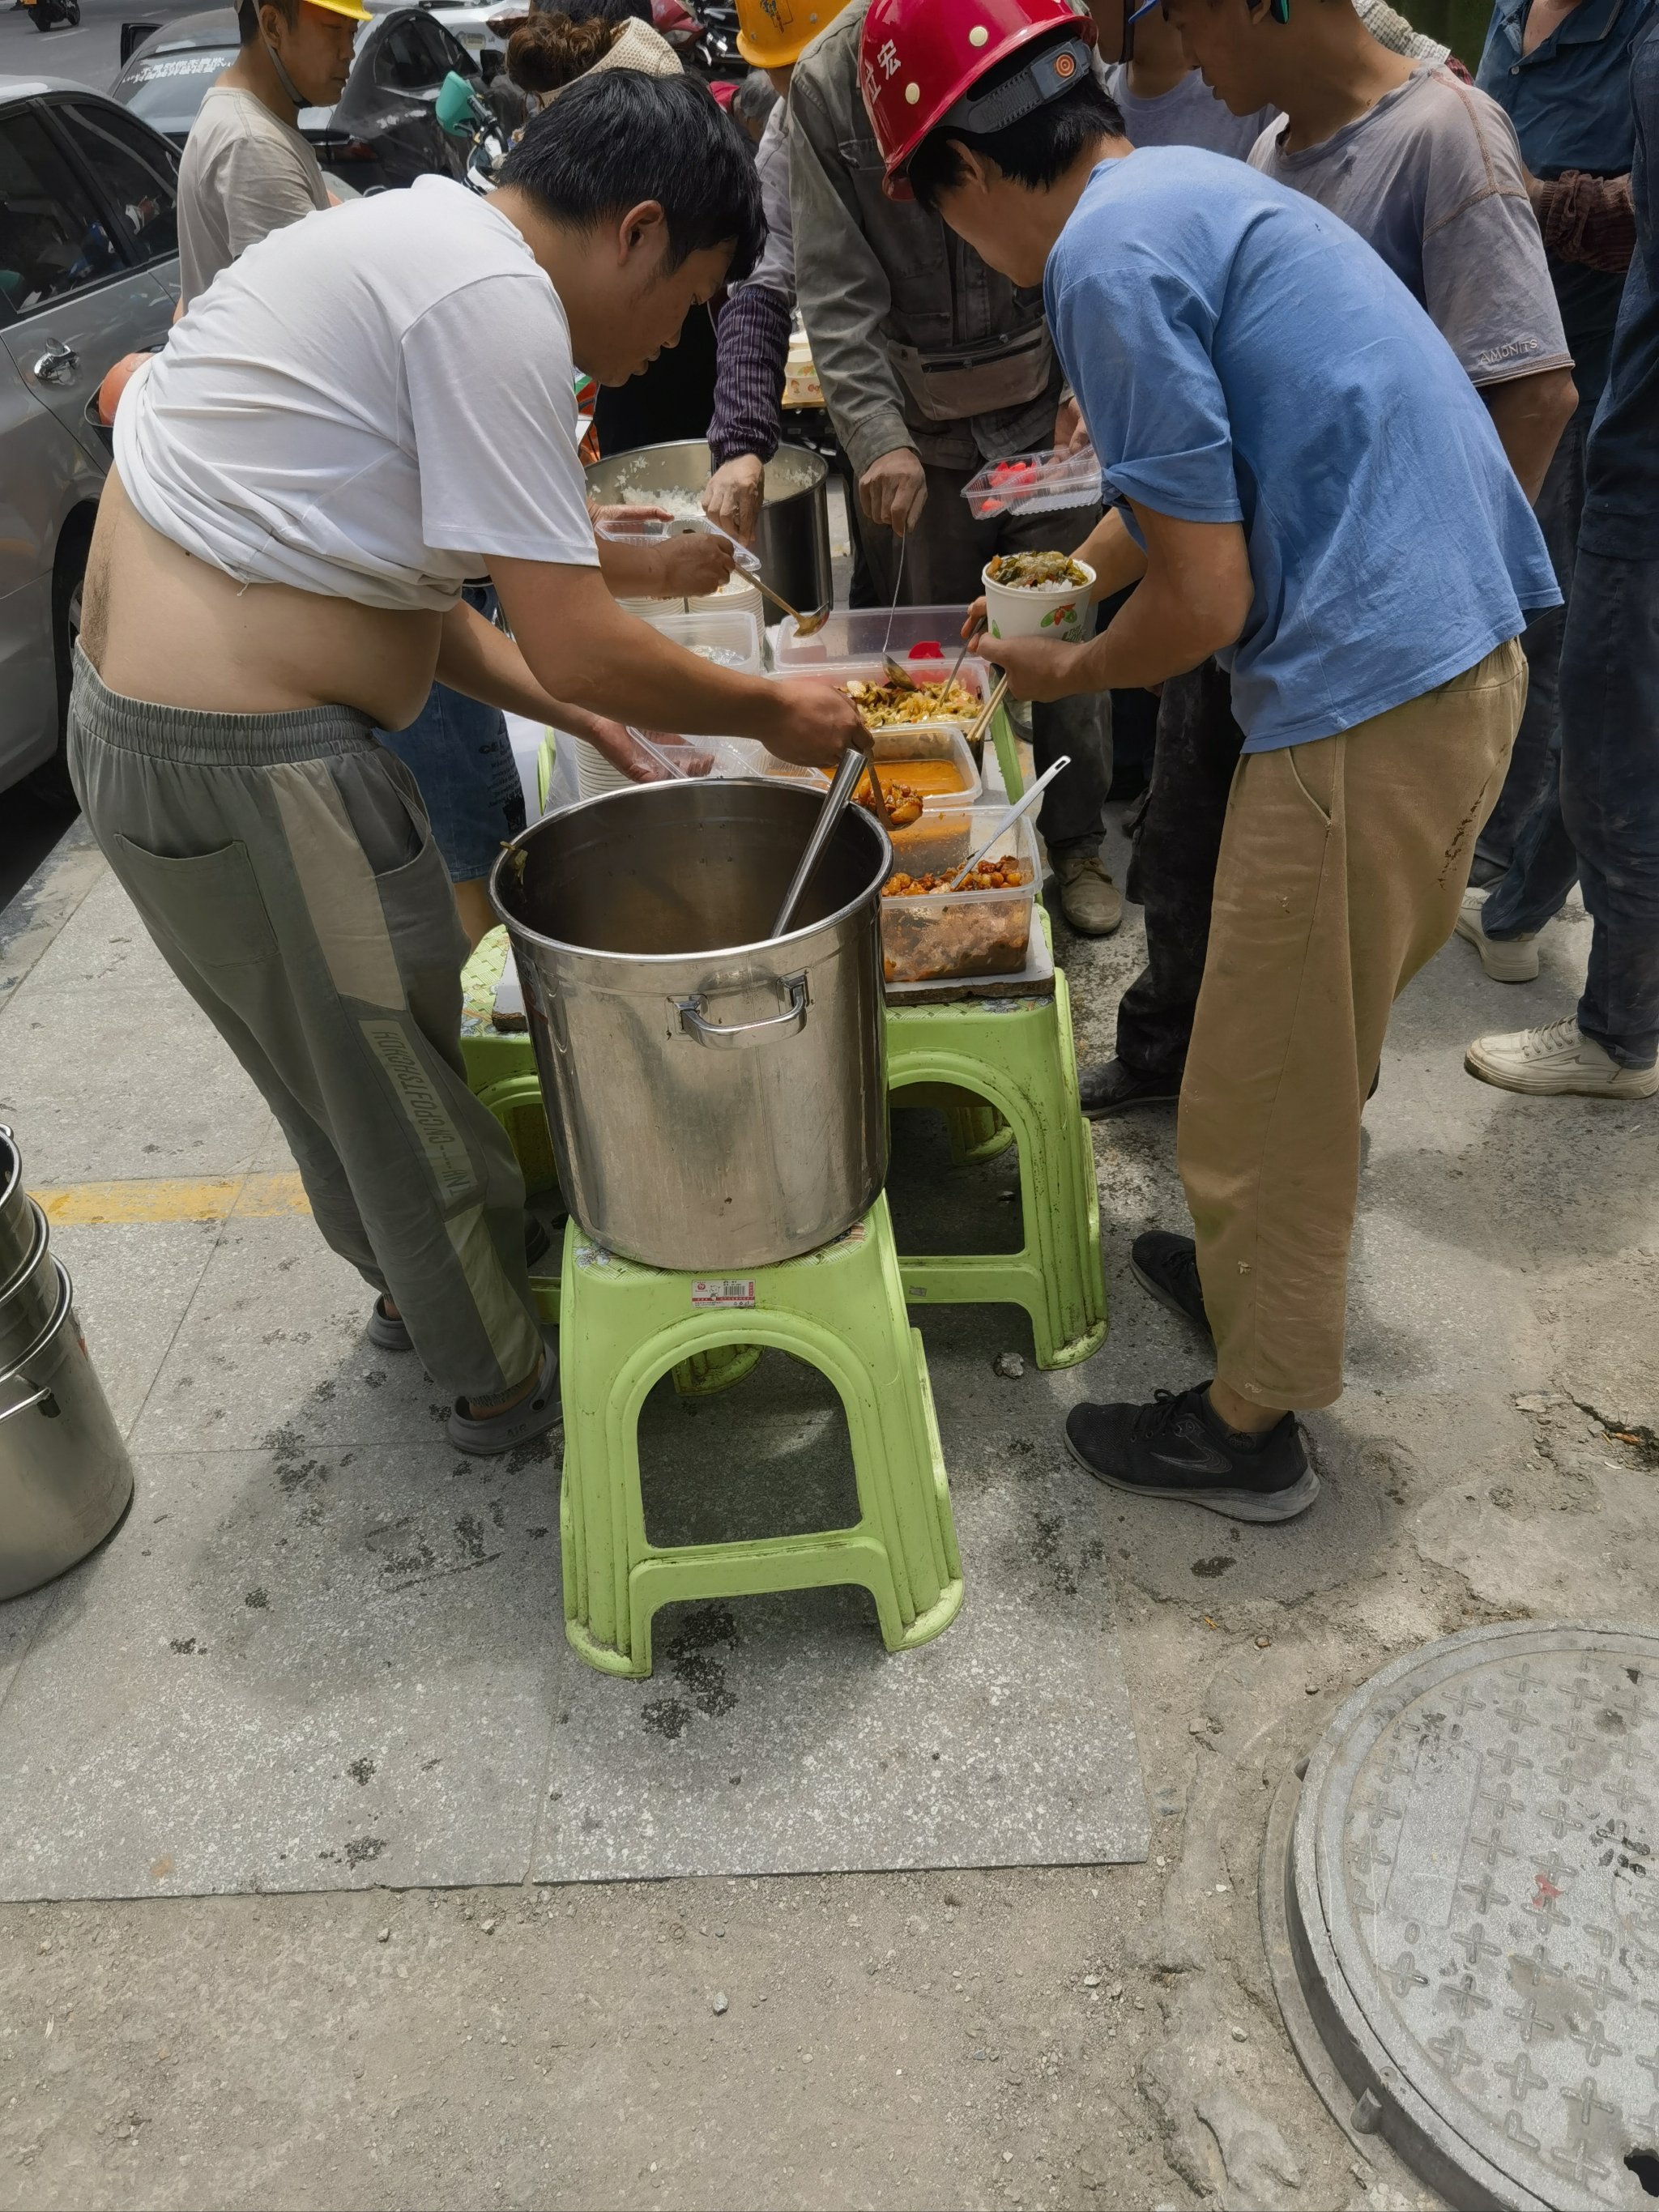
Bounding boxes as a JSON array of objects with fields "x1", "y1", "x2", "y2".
[{"x1": 0, "y1": 76, "x2": 180, "y2": 800}]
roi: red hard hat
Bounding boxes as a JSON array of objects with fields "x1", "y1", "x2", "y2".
[{"x1": 859, "y1": 0, "x2": 1095, "y2": 199}]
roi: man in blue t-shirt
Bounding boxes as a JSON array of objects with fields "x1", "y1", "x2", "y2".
[{"x1": 860, "y1": 0, "x2": 1558, "y2": 1523}]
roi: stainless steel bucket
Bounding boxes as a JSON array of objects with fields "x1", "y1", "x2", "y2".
[
  {"x1": 491, "y1": 779, "x2": 889, "y2": 1272},
  {"x1": 0, "y1": 1261, "x2": 133, "y2": 1604},
  {"x1": 585, "y1": 438, "x2": 834, "y2": 620},
  {"x1": 0, "y1": 1126, "x2": 35, "y2": 1290},
  {"x1": 0, "y1": 1201, "x2": 58, "y2": 1370}
]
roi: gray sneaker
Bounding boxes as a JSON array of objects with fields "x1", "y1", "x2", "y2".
[
  {"x1": 1051, "y1": 850, "x2": 1124, "y2": 936},
  {"x1": 448, "y1": 1334, "x2": 562, "y2": 1457}
]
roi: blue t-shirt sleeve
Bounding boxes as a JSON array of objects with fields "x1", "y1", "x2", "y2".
[{"x1": 1048, "y1": 249, "x2": 1245, "y2": 526}]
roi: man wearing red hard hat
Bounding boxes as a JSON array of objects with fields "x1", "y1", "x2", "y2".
[
  {"x1": 859, "y1": 0, "x2": 1559, "y2": 1523},
  {"x1": 790, "y1": 0, "x2": 1120, "y2": 936}
]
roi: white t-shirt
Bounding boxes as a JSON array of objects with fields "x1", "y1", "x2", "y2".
[{"x1": 116, "y1": 175, "x2": 598, "y2": 612}]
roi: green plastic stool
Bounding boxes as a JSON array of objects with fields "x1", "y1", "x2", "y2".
[
  {"x1": 558, "y1": 1193, "x2": 963, "y2": 1678},
  {"x1": 885, "y1": 962, "x2": 1106, "y2": 1370}
]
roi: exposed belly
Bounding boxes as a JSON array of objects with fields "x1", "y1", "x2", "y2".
[{"x1": 85, "y1": 470, "x2": 444, "y2": 730}]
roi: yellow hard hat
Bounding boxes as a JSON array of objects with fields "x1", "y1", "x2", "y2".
[
  {"x1": 734, "y1": 0, "x2": 851, "y2": 68},
  {"x1": 303, "y1": 0, "x2": 373, "y2": 24}
]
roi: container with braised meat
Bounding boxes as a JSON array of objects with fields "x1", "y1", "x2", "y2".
[{"x1": 877, "y1": 811, "x2": 1039, "y2": 986}]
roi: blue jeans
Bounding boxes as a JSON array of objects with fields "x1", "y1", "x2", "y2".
[
  {"x1": 1487, "y1": 551, "x2": 1659, "y2": 1068},
  {"x1": 376, "y1": 587, "x2": 524, "y2": 884}
]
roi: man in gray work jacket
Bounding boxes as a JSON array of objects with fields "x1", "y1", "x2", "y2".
[{"x1": 790, "y1": 0, "x2": 1120, "y2": 933}]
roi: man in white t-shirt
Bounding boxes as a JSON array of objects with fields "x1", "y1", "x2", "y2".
[
  {"x1": 177, "y1": 0, "x2": 360, "y2": 308},
  {"x1": 76, "y1": 74, "x2": 864, "y2": 1459}
]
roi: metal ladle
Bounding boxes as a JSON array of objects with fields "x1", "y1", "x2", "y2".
[
  {"x1": 752, "y1": 573, "x2": 830, "y2": 637},
  {"x1": 652, "y1": 513, "x2": 830, "y2": 638},
  {"x1": 770, "y1": 747, "x2": 872, "y2": 940}
]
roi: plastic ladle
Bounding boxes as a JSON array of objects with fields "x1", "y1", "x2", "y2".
[
  {"x1": 770, "y1": 746, "x2": 872, "y2": 940},
  {"x1": 946, "y1": 752, "x2": 1071, "y2": 889}
]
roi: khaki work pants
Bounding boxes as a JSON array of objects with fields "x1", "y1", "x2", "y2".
[{"x1": 1179, "y1": 640, "x2": 1529, "y2": 1411}]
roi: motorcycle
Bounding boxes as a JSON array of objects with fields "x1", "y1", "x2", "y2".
[
  {"x1": 22, "y1": 0, "x2": 83, "y2": 33},
  {"x1": 435, "y1": 68, "x2": 510, "y2": 195},
  {"x1": 689, "y1": 0, "x2": 747, "y2": 81}
]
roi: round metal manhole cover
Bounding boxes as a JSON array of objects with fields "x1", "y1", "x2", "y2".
[{"x1": 1271, "y1": 1622, "x2": 1659, "y2": 2212}]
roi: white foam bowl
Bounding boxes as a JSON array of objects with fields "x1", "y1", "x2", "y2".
[{"x1": 980, "y1": 556, "x2": 1096, "y2": 646}]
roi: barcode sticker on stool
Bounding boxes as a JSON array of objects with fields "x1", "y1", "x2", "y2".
[{"x1": 692, "y1": 1278, "x2": 756, "y2": 1308}]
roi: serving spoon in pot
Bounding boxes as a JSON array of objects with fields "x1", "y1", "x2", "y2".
[{"x1": 771, "y1": 746, "x2": 876, "y2": 940}]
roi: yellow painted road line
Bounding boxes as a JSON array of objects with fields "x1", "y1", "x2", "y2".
[{"x1": 32, "y1": 1172, "x2": 311, "y2": 1225}]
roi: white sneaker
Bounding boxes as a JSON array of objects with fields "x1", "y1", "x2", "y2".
[
  {"x1": 1465, "y1": 1017, "x2": 1659, "y2": 1097},
  {"x1": 1454, "y1": 885, "x2": 1540, "y2": 982}
]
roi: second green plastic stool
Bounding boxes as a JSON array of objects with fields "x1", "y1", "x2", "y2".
[{"x1": 885, "y1": 965, "x2": 1106, "y2": 1370}]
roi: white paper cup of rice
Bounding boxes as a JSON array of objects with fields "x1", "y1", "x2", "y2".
[{"x1": 980, "y1": 553, "x2": 1096, "y2": 646}]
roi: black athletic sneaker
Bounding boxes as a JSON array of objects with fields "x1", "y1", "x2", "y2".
[
  {"x1": 1079, "y1": 1059, "x2": 1181, "y2": 1119},
  {"x1": 1065, "y1": 1383, "x2": 1320, "y2": 1524},
  {"x1": 1131, "y1": 1230, "x2": 1210, "y2": 1334}
]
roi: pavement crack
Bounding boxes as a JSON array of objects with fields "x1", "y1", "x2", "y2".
[
  {"x1": 1566, "y1": 1396, "x2": 1659, "y2": 1468},
  {"x1": 382, "y1": 1552, "x2": 501, "y2": 1593}
]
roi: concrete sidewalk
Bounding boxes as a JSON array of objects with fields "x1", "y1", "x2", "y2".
[{"x1": 2, "y1": 821, "x2": 1656, "y2": 2212}]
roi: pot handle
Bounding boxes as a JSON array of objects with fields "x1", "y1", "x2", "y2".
[
  {"x1": 677, "y1": 978, "x2": 808, "y2": 1049},
  {"x1": 0, "y1": 1382, "x2": 50, "y2": 1424}
]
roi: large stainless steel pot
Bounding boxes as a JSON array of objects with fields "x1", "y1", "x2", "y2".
[
  {"x1": 0, "y1": 1201, "x2": 57, "y2": 1370},
  {"x1": 0, "y1": 1261, "x2": 133, "y2": 1603},
  {"x1": 491, "y1": 780, "x2": 889, "y2": 1272},
  {"x1": 0, "y1": 1126, "x2": 35, "y2": 1289},
  {"x1": 585, "y1": 438, "x2": 834, "y2": 621}
]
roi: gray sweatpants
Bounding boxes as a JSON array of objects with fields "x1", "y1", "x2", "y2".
[{"x1": 67, "y1": 651, "x2": 543, "y2": 1403}]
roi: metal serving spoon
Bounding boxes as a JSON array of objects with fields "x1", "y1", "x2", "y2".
[{"x1": 771, "y1": 747, "x2": 872, "y2": 939}]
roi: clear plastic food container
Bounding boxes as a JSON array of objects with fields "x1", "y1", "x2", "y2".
[
  {"x1": 595, "y1": 511, "x2": 761, "y2": 576},
  {"x1": 647, "y1": 607, "x2": 764, "y2": 671},
  {"x1": 878, "y1": 809, "x2": 1040, "y2": 985},
  {"x1": 772, "y1": 606, "x2": 979, "y2": 667},
  {"x1": 599, "y1": 518, "x2": 766, "y2": 626},
  {"x1": 960, "y1": 446, "x2": 1103, "y2": 519},
  {"x1": 753, "y1": 722, "x2": 983, "y2": 812},
  {"x1": 572, "y1": 731, "x2": 758, "y2": 801},
  {"x1": 769, "y1": 656, "x2": 993, "y2": 740}
]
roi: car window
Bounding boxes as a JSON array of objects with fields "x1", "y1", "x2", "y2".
[
  {"x1": 431, "y1": 17, "x2": 480, "y2": 75},
  {"x1": 117, "y1": 48, "x2": 233, "y2": 139},
  {"x1": 372, "y1": 11, "x2": 458, "y2": 90},
  {"x1": 0, "y1": 106, "x2": 125, "y2": 316},
  {"x1": 62, "y1": 104, "x2": 181, "y2": 265}
]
